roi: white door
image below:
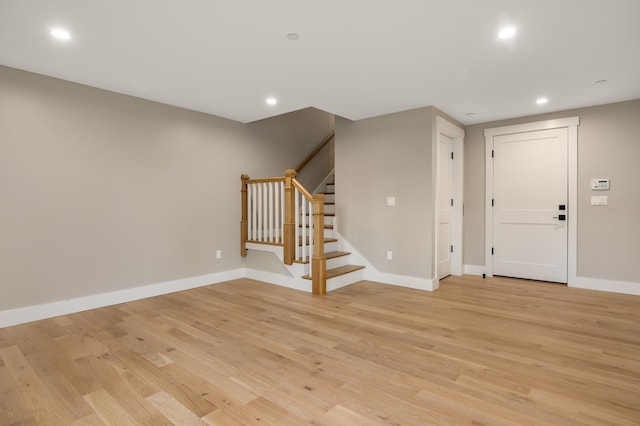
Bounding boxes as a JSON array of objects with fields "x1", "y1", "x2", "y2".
[
  {"x1": 492, "y1": 128, "x2": 568, "y2": 283},
  {"x1": 437, "y1": 134, "x2": 453, "y2": 279}
]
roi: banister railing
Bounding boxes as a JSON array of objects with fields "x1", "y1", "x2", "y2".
[{"x1": 241, "y1": 169, "x2": 326, "y2": 295}]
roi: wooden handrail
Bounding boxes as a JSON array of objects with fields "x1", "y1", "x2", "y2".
[
  {"x1": 294, "y1": 132, "x2": 335, "y2": 173},
  {"x1": 244, "y1": 177, "x2": 286, "y2": 184},
  {"x1": 292, "y1": 178, "x2": 313, "y2": 201}
]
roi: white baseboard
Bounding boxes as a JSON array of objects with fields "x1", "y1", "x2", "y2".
[
  {"x1": 367, "y1": 272, "x2": 435, "y2": 291},
  {"x1": 243, "y1": 268, "x2": 310, "y2": 293},
  {"x1": 570, "y1": 276, "x2": 640, "y2": 296},
  {"x1": 464, "y1": 264, "x2": 486, "y2": 276},
  {"x1": 327, "y1": 268, "x2": 365, "y2": 292},
  {"x1": 335, "y1": 231, "x2": 436, "y2": 291},
  {"x1": 7, "y1": 264, "x2": 634, "y2": 329},
  {"x1": 0, "y1": 269, "x2": 243, "y2": 328}
]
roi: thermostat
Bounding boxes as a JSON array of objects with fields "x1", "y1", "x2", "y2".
[{"x1": 591, "y1": 178, "x2": 609, "y2": 190}]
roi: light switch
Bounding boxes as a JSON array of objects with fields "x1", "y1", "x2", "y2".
[
  {"x1": 591, "y1": 196, "x2": 608, "y2": 206},
  {"x1": 387, "y1": 197, "x2": 396, "y2": 206}
]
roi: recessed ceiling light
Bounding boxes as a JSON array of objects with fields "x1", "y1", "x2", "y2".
[
  {"x1": 465, "y1": 112, "x2": 476, "y2": 117},
  {"x1": 536, "y1": 97, "x2": 548, "y2": 105},
  {"x1": 286, "y1": 33, "x2": 299, "y2": 41},
  {"x1": 51, "y1": 27, "x2": 71, "y2": 40},
  {"x1": 498, "y1": 26, "x2": 516, "y2": 39},
  {"x1": 595, "y1": 79, "x2": 608, "y2": 84},
  {"x1": 266, "y1": 97, "x2": 277, "y2": 105}
]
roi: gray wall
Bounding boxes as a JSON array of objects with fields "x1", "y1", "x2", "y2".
[
  {"x1": 464, "y1": 100, "x2": 640, "y2": 284},
  {"x1": 0, "y1": 66, "x2": 330, "y2": 311},
  {"x1": 295, "y1": 135, "x2": 335, "y2": 192},
  {"x1": 335, "y1": 107, "x2": 436, "y2": 279},
  {"x1": 246, "y1": 107, "x2": 334, "y2": 179}
]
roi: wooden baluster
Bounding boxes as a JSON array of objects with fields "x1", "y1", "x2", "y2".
[
  {"x1": 240, "y1": 174, "x2": 249, "y2": 256},
  {"x1": 312, "y1": 194, "x2": 326, "y2": 295},
  {"x1": 283, "y1": 169, "x2": 297, "y2": 265}
]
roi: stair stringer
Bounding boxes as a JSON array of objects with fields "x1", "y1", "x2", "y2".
[
  {"x1": 245, "y1": 237, "x2": 365, "y2": 293},
  {"x1": 333, "y1": 231, "x2": 437, "y2": 291},
  {"x1": 312, "y1": 167, "x2": 336, "y2": 195},
  {"x1": 243, "y1": 243, "x2": 311, "y2": 292}
]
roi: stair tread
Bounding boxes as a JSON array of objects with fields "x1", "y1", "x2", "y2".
[
  {"x1": 319, "y1": 192, "x2": 335, "y2": 195},
  {"x1": 303, "y1": 213, "x2": 335, "y2": 217},
  {"x1": 302, "y1": 264, "x2": 365, "y2": 280},
  {"x1": 325, "y1": 251, "x2": 351, "y2": 259},
  {"x1": 293, "y1": 251, "x2": 351, "y2": 264},
  {"x1": 299, "y1": 224, "x2": 334, "y2": 229},
  {"x1": 298, "y1": 237, "x2": 337, "y2": 246}
]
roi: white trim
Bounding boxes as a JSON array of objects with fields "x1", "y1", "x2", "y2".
[
  {"x1": 368, "y1": 273, "x2": 436, "y2": 291},
  {"x1": 243, "y1": 268, "x2": 309, "y2": 293},
  {"x1": 484, "y1": 117, "x2": 579, "y2": 282},
  {"x1": 570, "y1": 276, "x2": 640, "y2": 296},
  {"x1": 484, "y1": 117, "x2": 580, "y2": 138},
  {"x1": 464, "y1": 264, "x2": 486, "y2": 276},
  {"x1": 567, "y1": 124, "x2": 578, "y2": 285},
  {"x1": 312, "y1": 168, "x2": 335, "y2": 195},
  {"x1": 435, "y1": 116, "x2": 465, "y2": 281},
  {"x1": 336, "y1": 231, "x2": 436, "y2": 291},
  {"x1": 485, "y1": 137, "x2": 494, "y2": 277},
  {"x1": 327, "y1": 268, "x2": 365, "y2": 292},
  {"x1": 245, "y1": 242, "x2": 284, "y2": 258},
  {"x1": 0, "y1": 269, "x2": 244, "y2": 328}
]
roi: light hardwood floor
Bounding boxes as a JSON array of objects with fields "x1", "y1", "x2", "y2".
[{"x1": 1, "y1": 276, "x2": 639, "y2": 425}]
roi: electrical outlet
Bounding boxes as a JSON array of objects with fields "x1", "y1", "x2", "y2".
[
  {"x1": 216, "y1": 250, "x2": 222, "y2": 259},
  {"x1": 387, "y1": 251, "x2": 393, "y2": 260}
]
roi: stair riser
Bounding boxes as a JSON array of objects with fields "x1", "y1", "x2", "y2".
[
  {"x1": 323, "y1": 193, "x2": 335, "y2": 203},
  {"x1": 326, "y1": 269, "x2": 364, "y2": 292},
  {"x1": 297, "y1": 229, "x2": 334, "y2": 239},
  {"x1": 300, "y1": 215, "x2": 334, "y2": 225},
  {"x1": 324, "y1": 204, "x2": 335, "y2": 215},
  {"x1": 324, "y1": 241, "x2": 338, "y2": 252},
  {"x1": 326, "y1": 254, "x2": 349, "y2": 269}
]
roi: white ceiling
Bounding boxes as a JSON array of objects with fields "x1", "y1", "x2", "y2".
[{"x1": 1, "y1": 0, "x2": 639, "y2": 124}]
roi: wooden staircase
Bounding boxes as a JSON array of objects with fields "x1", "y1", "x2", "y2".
[
  {"x1": 240, "y1": 171, "x2": 364, "y2": 294},
  {"x1": 299, "y1": 175, "x2": 364, "y2": 286}
]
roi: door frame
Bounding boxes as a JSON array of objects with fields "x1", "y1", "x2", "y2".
[
  {"x1": 484, "y1": 117, "x2": 579, "y2": 283},
  {"x1": 435, "y1": 116, "x2": 464, "y2": 286}
]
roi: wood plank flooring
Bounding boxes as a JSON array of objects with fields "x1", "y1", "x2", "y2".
[{"x1": 1, "y1": 275, "x2": 639, "y2": 425}]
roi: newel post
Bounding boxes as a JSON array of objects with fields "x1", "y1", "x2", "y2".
[
  {"x1": 312, "y1": 194, "x2": 327, "y2": 295},
  {"x1": 240, "y1": 174, "x2": 249, "y2": 257},
  {"x1": 283, "y1": 169, "x2": 297, "y2": 265}
]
